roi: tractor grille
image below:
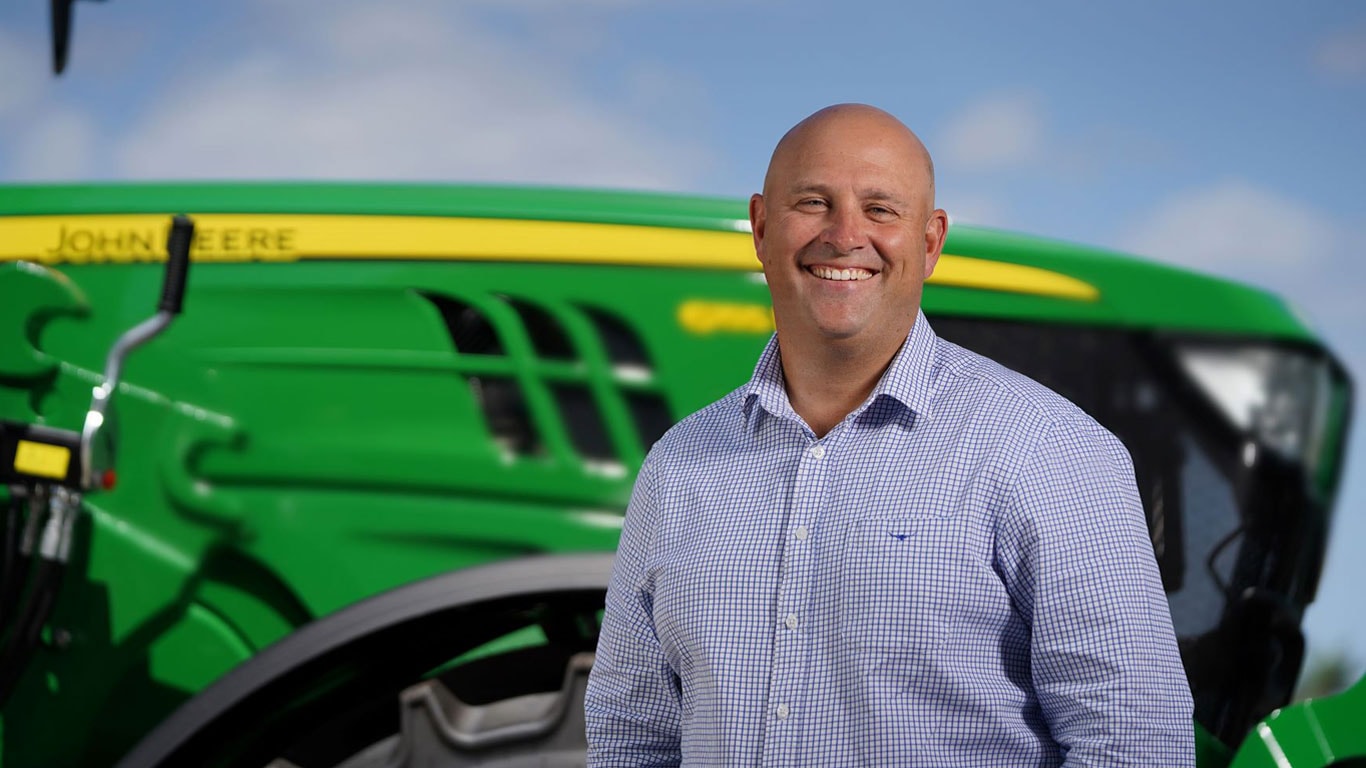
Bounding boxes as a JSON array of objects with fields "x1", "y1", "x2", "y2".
[{"x1": 420, "y1": 291, "x2": 673, "y2": 471}]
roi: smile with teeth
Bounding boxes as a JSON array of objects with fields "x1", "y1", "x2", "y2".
[{"x1": 808, "y1": 265, "x2": 874, "y2": 281}]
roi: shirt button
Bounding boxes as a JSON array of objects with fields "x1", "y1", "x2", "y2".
[
  {"x1": 784, "y1": 613, "x2": 799, "y2": 630},
  {"x1": 809, "y1": 444, "x2": 825, "y2": 459},
  {"x1": 794, "y1": 525, "x2": 809, "y2": 541},
  {"x1": 776, "y1": 703, "x2": 790, "y2": 719}
]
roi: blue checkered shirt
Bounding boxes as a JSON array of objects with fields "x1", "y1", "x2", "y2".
[{"x1": 586, "y1": 312, "x2": 1195, "y2": 767}]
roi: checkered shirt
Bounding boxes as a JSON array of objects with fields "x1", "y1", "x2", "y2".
[{"x1": 586, "y1": 311, "x2": 1195, "y2": 767}]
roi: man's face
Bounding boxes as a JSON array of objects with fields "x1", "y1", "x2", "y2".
[{"x1": 751, "y1": 114, "x2": 947, "y2": 352}]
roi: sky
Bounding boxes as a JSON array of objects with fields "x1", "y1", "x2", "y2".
[{"x1": 1, "y1": 0, "x2": 1364, "y2": 679}]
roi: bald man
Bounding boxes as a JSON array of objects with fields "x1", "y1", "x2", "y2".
[{"x1": 585, "y1": 105, "x2": 1194, "y2": 766}]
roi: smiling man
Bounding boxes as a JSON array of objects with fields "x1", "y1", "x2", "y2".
[{"x1": 585, "y1": 104, "x2": 1195, "y2": 766}]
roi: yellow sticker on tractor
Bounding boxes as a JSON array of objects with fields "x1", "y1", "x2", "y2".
[
  {"x1": 678, "y1": 300, "x2": 775, "y2": 335},
  {"x1": 14, "y1": 440, "x2": 72, "y2": 480}
]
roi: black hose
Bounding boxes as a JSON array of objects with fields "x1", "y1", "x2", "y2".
[
  {"x1": 0, "y1": 559, "x2": 63, "y2": 710},
  {"x1": 0, "y1": 491, "x2": 25, "y2": 633}
]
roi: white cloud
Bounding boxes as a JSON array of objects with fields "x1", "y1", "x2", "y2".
[
  {"x1": 110, "y1": 1, "x2": 708, "y2": 187},
  {"x1": 1117, "y1": 181, "x2": 1366, "y2": 353},
  {"x1": 1119, "y1": 180, "x2": 1336, "y2": 275},
  {"x1": 1314, "y1": 22, "x2": 1366, "y2": 79},
  {"x1": 938, "y1": 91, "x2": 1045, "y2": 172},
  {"x1": 9, "y1": 107, "x2": 99, "y2": 180},
  {"x1": 942, "y1": 195, "x2": 1008, "y2": 228}
]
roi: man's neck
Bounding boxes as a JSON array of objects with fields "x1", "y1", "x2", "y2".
[{"x1": 777, "y1": 321, "x2": 913, "y2": 438}]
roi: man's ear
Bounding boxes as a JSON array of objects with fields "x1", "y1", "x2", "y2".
[
  {"x1": 749, "y1": 194, "x2": 766, "y2": 264},
  {"x1": 923, "y1": 208, "x2": 949, "y2": 278}
]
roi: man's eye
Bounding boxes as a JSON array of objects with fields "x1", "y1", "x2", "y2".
[{"x1": 798, "y1": 199, "x2": 827, "y2": 209}]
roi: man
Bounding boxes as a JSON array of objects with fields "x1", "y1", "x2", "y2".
[{"x1": 585, "y1": 104, "x2": 1194, "y2": 766}]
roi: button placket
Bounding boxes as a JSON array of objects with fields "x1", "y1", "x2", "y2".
[
  {"x1": 763, "y1": 438, "x2": 825, "y2": 760},
  {"x1": 781, "y1": 446, "x2": 822, "y2": 644}
]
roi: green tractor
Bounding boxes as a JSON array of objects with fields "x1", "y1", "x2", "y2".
[{"x1": 0, "y1": 183, "x2": 1359, "y2": 766}]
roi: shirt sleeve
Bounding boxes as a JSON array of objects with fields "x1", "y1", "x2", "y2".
[
  {"x1": 996, "y1": 416, "x2": 1196, "y2": 767},
  {"x1": 585, "y1": 457, "x2": 683, "y2": 767}
]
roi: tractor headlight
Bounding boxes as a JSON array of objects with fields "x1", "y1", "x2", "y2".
[{"x1": 1174, "y1": 343, "x2": 1334, "y2": 471}]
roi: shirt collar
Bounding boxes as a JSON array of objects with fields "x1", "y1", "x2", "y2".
[{"x1": 741, "y1": 309, "x2": 938, "y2": 429}]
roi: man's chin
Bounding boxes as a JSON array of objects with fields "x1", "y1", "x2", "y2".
[
  {"x1": 803, "y1": 314, "x2": 915, "y2": 350},
  {"x1": 811, "y1": 323, "x2": 867, "y2": 344},
  {"x1": 774, "y1": 311, "x2": 884, "y2": 347}
]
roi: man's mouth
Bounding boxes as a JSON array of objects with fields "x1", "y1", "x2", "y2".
[{"x1": 807, "y1": 265, "x2": 875, "y2": 282}]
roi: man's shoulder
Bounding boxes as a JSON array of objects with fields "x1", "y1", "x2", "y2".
[
  {"x1": 643, "y1": 386, "x2": 749, "y2": 467},
  {"x1": 931, "y1": 335, "x2": 1133, "y2": 484},
  {"x1": 931, "y1": 335, "x2": 1092, "y2": 432}
]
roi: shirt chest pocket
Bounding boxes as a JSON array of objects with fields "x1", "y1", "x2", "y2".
[{"x1": 838, "y1": 516, "x2": 965, "y2": 654}]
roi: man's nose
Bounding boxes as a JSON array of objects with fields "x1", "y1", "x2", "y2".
[{"x1": 820, "y1": 206, "x2": 868, "y2": 254}]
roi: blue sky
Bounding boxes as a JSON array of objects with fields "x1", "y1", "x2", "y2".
[{"x1": 2, "y1": 1, "x2": 1365, "y2": 676}]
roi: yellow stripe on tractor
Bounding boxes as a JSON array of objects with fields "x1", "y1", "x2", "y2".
[{"x1": 0, "y1": 214, "x2": 1098, "y2": 301}]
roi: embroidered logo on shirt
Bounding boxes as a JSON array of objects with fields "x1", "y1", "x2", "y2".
[{"x1": 889, "y1": 532, "x2": 910, "y2": 542}]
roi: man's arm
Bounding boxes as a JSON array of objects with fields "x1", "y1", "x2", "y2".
[
  {"x1": 585, "y1": 458, "x2": 683, "y2": 767},
  {"x1": 996, "y1": 416, "x2": 1195, "y2": 767}
]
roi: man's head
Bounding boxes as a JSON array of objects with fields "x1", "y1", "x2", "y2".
[{"x1": 750, "y1": 104, "x2": 948, "y2": 357}]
